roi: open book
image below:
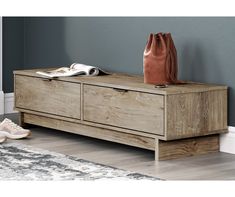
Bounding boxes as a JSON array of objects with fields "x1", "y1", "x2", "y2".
[{"x1": 36, "y1": 63, "x2": 110, "y2": 78}]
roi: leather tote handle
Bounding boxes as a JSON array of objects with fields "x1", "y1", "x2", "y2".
[
  {"x1": 144, "y1": 33, "x2": 154, "y2": 56},
  {"x1": 151, "y1": 33, "x2": 166, "y2": 56}
]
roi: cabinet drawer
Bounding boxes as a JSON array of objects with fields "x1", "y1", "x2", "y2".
[
  {"x1": 15, "y1": 75, "x2": 81, "y2": 119},
  {"x1": 83, "y1": 85, "x2": 164, "y2": 135}
]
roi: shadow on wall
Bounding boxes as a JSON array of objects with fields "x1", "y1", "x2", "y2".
[{"x1": 24, "y1": 17, "x2": 72, "y2": 69}]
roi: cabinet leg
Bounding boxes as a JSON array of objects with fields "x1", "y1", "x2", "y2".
[
  {"x1": 19, "y1": 112, "x2": 28, "y2": 128},
  {"x1": 155, "y1": 139, "x2": 160, "y2": 161},
  {"x1": 19, "y1": 112, "x2": 24, "y2": 126},
  {"x1": 155, "y1": 135, "x2": 219, "y2": 161}
]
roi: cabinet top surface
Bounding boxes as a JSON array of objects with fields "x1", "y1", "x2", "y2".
[{"x1": 14, "y1": 68, "x2": 227, "y2": 95}]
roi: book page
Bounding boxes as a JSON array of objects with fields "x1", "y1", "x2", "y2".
[
  {"x1": 36, "y1": 63, "x2": 110, "y2": 78},
  {"x1": 70, "y1": 63, "x2": 99, "y2": 75},
  {"x1": 36, "y1": 67, "x2": 86, "y2": 78}
]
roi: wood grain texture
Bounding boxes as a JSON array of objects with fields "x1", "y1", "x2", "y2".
[
  {"x1": 17, "y1": 108, "x2": 159, "y2": 139},
  {"x1": 23, "y1": 113, "x2": 156, "y2": 151},
  {"x1": 166, "y1": 90, "x2": 228, "y2": 140},
  {"x1": 83, "y1": 84, "x2": 164, "y2": 135},
  {"x1": 14, "y1": 69, "x2": 227, "y2": 95},
  {"x1": 15, "y1": 75, "x2": 81, "y2": 119},
  {"x1": 14, "y1": 70, "x2": 228, "y2": 161},
  {"x1": 156, "y1": 135, "x2": 219, "y2": 160}
]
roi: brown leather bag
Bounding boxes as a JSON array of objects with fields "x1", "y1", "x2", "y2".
[{"x1": 143, "y1": 32, "x2": 178, "y2": 85}]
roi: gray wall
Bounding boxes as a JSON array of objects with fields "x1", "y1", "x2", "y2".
[
  {"x1": 3, "y1": 17, "x2": 235, "y2": 126},
  {"x1": 3, "y1": 17, "x2": 24, "y2": 93}
]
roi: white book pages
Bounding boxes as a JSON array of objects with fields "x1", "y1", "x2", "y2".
[{"x1": 36, "y1": 63, "x2": 110, "y2": 78}]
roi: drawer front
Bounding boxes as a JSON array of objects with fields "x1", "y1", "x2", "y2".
[
  {"x1": 83, "y1": 85, "x2": 164, "y2": 135},
  {"x1": 15, "y1": 75, "x2": 81, "y2": 119}
]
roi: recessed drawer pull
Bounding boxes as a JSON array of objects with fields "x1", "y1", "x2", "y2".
[
  {"x1": 42, "y1": 78, "x2": 52, "y2": 82},
  {"x1": 112, "y1": 88, "x2": 128, "y2": 93}
]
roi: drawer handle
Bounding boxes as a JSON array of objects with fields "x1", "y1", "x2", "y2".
[
  {"x1": 42, "y1": 78, "x2": 52, "y2": 82},
  {"x1": 112, "y1": 88, "x2": 128, "y2": 93}
]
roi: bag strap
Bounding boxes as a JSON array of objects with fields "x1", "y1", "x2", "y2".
[
  {"x1": 144, "y1": 33, "x2": 153, "y2": 56},
  {"x1": 165, "y1": 33, "x2": 186, "y2": 84}
]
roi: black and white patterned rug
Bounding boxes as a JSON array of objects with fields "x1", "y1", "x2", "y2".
[{"x1": 0, "y1": 143, "x2": 159, "y2": 181}]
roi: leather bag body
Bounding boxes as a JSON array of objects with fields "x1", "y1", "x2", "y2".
[{"x1": 143, "y1": 33, "x2": 178, "y2": 85}]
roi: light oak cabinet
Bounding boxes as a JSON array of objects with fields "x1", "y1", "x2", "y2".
[
  {"x1": 14, "y1": 69, "x2": 228, "y2": 160},
  {"x1": 15, "y1": 75, "x2": 81, "y2": 119},
  {"x1": 83, "y1": 84, "x2": 164, "y2": 135}
]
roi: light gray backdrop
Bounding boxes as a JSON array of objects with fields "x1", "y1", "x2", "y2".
[{"x1": 3, "y1": 17, "x2": 235, "y2": 125}]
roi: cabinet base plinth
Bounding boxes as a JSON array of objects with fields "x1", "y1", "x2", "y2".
[
  {"x1": 20, "y1": 112, "x2": 220, "y2": 161},
  {"x1": 155, "y1": 135, "x2": 219, "y2": 161}
]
